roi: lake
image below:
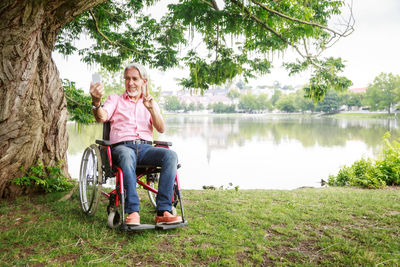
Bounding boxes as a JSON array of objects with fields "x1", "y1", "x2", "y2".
[{"x1": 67, "y1": 114, "x2": 400, "y2": 190}]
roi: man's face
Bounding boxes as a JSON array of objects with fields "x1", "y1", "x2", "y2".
[{"x1": 124, "y1": 68, "x2": 147, "y2": 100}]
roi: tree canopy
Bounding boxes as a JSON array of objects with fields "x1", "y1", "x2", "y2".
[
  {"x1": 363, "y1": 73, "x2": 400, "y2": 114},
  {"x1": 56, "y1": 0, "x2": 354, "y2": 99}
]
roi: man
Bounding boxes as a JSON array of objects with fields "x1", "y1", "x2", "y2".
[{"x1": 89, "y1": 63, "x2": 182, "y2": 226}]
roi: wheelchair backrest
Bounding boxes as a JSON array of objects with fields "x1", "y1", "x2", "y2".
[
  {"x1": 98, "y1": 121, "x2": 115, "y2": 178},
  {"x1": 103, "y1": 121, "x2": 111, "y2": 141}
]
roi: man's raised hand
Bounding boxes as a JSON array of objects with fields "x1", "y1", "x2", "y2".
[
  {"x1": 142, "y1": 85, "x2": 154, "y2": 110},
  {"x1": 89, "y1": 82, "x2": 104, "y2": 106}
]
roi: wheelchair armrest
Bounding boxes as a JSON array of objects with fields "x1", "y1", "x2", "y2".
[
  {"x1": 95, "y1": 139, "x2": 111, "y2": 146},
  {"x1": 154, "y1": 140, "x2": 172, "y2": 146}
]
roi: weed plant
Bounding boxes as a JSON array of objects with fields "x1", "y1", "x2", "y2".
[{"x1": 12, "y1": 160, "x2": 73, "y2": 193}]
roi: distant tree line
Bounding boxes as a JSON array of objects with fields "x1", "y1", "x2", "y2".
[
  {"x1": 163, "y1": 73, "x2": 400, "y2": 114},
  {"x1": 163, "y1": 95, "x2": 205, "y2": 112}
]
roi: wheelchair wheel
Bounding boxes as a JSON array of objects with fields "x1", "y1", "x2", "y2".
[
  {"x1": 146, "y1": 174, "x2": 177, "y2": 215},
  {"x1": 79, "y1": 144, "x2": 102, "y2": 216},
  {"x1": 106, "y1": 192, "x2": 123, "y2": 229},
  {"x1": 146, "y1": 173, "x2": 159, "y2": 208},
  {"x1": 107, "y1": 208, "x2": 121, "y2": 229}
]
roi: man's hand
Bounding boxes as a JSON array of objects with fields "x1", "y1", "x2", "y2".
[
  {"x1": 89, "y1": 81, "x2": 108, "y2": 123},
  {"x1": 142, "y1": 85, "x2": 154, "y2": 111},
  {"x1": 89, "y1": 82, "x2": 104, "y2": 106},
  {"x1": 142, "y1": 85, "x2": 165, "y2": 133}
]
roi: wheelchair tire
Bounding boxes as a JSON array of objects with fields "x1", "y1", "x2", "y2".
[
  {"x1": 79, "y1": 144, "x2": 102, "y2": 216},
  {"x1": 107, "y1": 210, "x2": 121, "y2": 229}
]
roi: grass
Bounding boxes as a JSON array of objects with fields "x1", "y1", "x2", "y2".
[
  {"x1": 166, "y1": 112, "x2": 400, "y2": 121},
  {"x1": 165, "y1": 113, "x2": 311, "y2": 118},
  {"x1": 1, "y1": 187, "x2": 399, "y2": 266},
  {"x1": 327, "y1": 112, "x2": 398, "y2": 119}
]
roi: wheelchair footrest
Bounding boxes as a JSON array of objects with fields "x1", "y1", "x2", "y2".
[
  {"x1": 119, "y1": 221, "x2": 188, "y2": 231},
  {"x1": 120, "y1": 224, "x2": 156, "y2": 231},
  {"x1": 155, "y1": 221, "x2": 188, "y2": 230}
]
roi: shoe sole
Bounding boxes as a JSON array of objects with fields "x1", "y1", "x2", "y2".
[
  {"x1": 126, "y1": 222, "x2": 140, "y2": 226},
  {"x1": 156, "y1": 220, "x2": 183, "y2": 226}
]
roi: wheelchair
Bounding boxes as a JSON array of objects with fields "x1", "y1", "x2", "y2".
[{"x1": 78, "y1": 122, "x2": 187, "y2": 231}]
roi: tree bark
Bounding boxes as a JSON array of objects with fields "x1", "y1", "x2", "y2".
[{"x1": 0, "y1": 0, "x2": 104, "y2": 198}]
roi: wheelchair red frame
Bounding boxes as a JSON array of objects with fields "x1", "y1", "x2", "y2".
[{"x1": 78, "y1": 122, "x2": 187, "y2": 231}]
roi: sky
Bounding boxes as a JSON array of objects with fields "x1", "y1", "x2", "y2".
[{"x1": 53, "y1": 0, "x2": 400, "y2": 93}]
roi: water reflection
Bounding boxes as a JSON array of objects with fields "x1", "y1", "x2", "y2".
[
  {"x1": 164, "y1": 115, "x2": 400, "y2": 155},
  {"x1": 67, "y1": 115, "x2": 400, "y2": 190}
]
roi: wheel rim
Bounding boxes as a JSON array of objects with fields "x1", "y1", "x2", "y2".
[
  {"x1": 147, "y1": 175, "x2": 158, "y2": 209},
  {"x1": 79, "y1": 144, "x2": 102, "y2": 215}
]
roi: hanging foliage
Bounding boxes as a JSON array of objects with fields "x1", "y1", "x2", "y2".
[
  {"x1": 63, "y1": 79, "x2": 96, "y2": 124},
  {"x1": 56, "y1": 0, "x2": 354, "y2": 97}
]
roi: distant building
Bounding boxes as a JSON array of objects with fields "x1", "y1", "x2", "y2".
[
  {"x1": 349, "y1": 87, "x2": 367, "y2": 94},
  {"x1": 159, "y1": 83, "x2": 301, "y2": 112}
]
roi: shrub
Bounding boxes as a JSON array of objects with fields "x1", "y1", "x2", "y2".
[
  {"x1": 328, "y1": 133, "x2": 400, "y2": 188},
  {"x1": 12, "y1": 160, "x2": 73, "y2": 193},
  {"x1": 328, "y1": 158, "x2": 386, "y2": 189},
  {"x1": 328, "y1": 166, "x2": 352, "y2": 187},
  {"x1": 375, "y1": 134, "x2": 400, "y2": 185}
]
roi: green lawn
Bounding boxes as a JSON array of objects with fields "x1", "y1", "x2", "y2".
[
  {"x1": 327, "y1": 112, "x2": 397, "y2": 119},
  {"x1": 1, "y1": 187, "x2": 399, "y2": 266}
]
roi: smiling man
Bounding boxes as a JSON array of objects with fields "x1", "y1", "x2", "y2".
[{"x1": 89, "y1": 63, "x2": 182, "y2": 226}]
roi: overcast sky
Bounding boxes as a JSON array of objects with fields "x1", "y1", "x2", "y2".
[{"x1": 53, "y1": 0, "x2": 400, "y2": 92}]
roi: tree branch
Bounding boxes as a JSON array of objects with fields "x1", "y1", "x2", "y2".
[
  {"x1": 199, "y1": 0, "x2": 214, "y2": 9},
  {"x1": 199, "y1": 0, "x2": 220, "y2": 11},
  {"x1": 250, "y1": 0, "x2": 352, "y2": 37},
  {"x1": 88, "y1": 9, "x2": 146, "y2": 56},
  {"x1": 54, "y1": 0, "x2": 106, "y2": 29},
  {"x1": 64, "y1": 94, "x2": 88, "y2": 107},
  {"x1": 230, "y1": 0, "x2": 288, "y2": 44},
  {"x1": 210, "y1": 0, "x2": 220, "y2": 11},
  {"x1": 229, "y1": 0, "x2": 327, "y2": 70},
  {"x1": 89, "y1": 9, "x2": 119, "y2": 45},
  {"x1": 320, "y1": 0, "x2": 355, "y2": 51}
]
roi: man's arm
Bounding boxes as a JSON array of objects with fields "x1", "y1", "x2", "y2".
[
  {"x1": 90, "y1": 82, "x2": 108, "y2": 123},
  {"x1": 148, "y1": 101, "x2": 165, "y2": 133},
  {"x1": 92, "y1": 106, "x2": 108, "y2": 123}
]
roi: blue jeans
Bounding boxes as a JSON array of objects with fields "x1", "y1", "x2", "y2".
[{"x1": 111, "y1": 144, "x2": 178, "y2": 214}]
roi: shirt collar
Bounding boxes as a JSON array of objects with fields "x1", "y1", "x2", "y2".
[{"x1": 123, "y1": 91, "x2": 142, "y2": 103}]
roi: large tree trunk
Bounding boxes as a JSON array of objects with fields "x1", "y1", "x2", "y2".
[{"x1": 0, "y1": 0, "x2": 103, "y2": 198}]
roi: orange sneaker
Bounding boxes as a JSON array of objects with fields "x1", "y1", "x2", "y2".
[
  {"x1": 155, "y1": 211, "x2": 182, "y2": 225},
  {"x1": 125, "y1": 212, "x2": 140, "y2": 226}
]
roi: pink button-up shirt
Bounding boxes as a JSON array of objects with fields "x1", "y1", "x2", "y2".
[{"x1": 102, "y1": 92, "x2": 157, "y2": 144}]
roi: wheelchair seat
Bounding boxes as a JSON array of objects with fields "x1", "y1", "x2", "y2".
[{"x1": 95, "y1": 122, "x2": 175, "y2": 182}]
